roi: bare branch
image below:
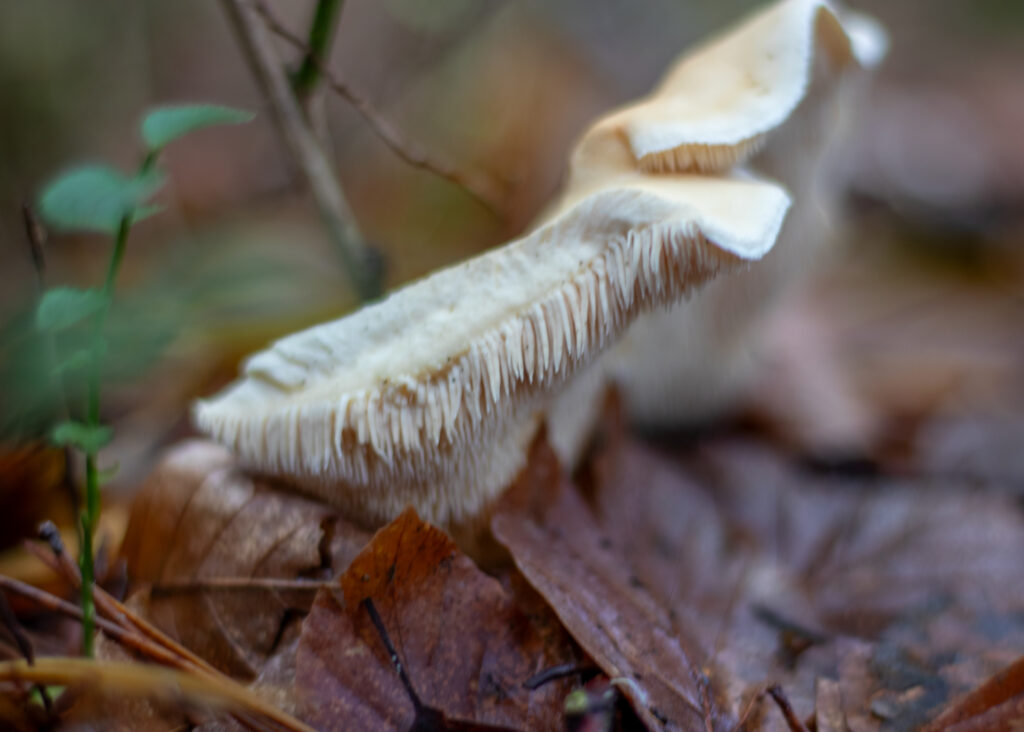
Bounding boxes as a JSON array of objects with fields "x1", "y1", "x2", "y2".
[
  {"x1": 0, "y1": 657, "x2": 317, "y2": 732},
  {"x1": 252, "y1": 0, "x2": 507, "y2": 217},
  {"x1": 151, "y1": 577, "x2": 329, "y2": 595},
  {"x1": 220, "y1": 0, "x2": 382, "y2": 301}
]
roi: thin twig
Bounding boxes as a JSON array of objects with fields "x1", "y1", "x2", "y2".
[
  {"x1": 767, "y1": 685, "x2": 810, "y2": 732},
  {"x1": 252, "y1": 0, "x2": 507, "y2": 217},
  {"x1": 20, "y1": 203, "x2": 47, "y2": 289},
  {"x1": 220, "y1": 0, "x2": 382, "y2": 302},
  {"x1": 0, "y1": 574, "x2": 188, "y2": 670},
  {"x1": 522, "y1": 663, "x2": 597, "y2": 690},
  {"x1": 0, "y1": 658, "x2": 317, "y2": 732},
  {"x1": 0, "y1": 587, "x2": 52, "y2": 715},
  {"x1": 14, "y1": 538, "x2": 315, "y2": 732},
  {"x1": 151, "y1": 577, "x2": 330, "y2": 596},
  {"x1": 362, "y1": 597, "x2": 424, "y2": 713},
  {"x1": 32, "y1": 528, "x2": 217, "y2": 677},
  {"x1": 3, "y1": 578, "x2": 284, "y2": 732}
]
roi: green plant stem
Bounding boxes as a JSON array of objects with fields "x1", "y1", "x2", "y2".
[
  {"x1": 78, "y1": 214, "x2": 131, "y2": 657},
  {"x1": 293, "y1": 0, "x2": 344, "y2": 99}
]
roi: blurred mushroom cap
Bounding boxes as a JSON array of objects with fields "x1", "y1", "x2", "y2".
[
  {"x1": 573, "y1": 0, "x2": 873, "y2": 176},
  {"x1": 599, "y1": 0, "x2": 887, "y2": 432}
]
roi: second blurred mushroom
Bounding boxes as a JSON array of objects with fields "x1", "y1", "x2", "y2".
[{"x1": 589, "y1": 0, "x2": 887, "y2": 443}]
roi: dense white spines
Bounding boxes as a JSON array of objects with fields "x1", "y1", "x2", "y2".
[{"x1": 194, "y1": 197, "x2": 784, "y2": 526}]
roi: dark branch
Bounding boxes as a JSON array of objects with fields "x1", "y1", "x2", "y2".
[
  {"x1": 252, "y1": 0, "x2": 507, "y2": 218},
  {"x1": 220, "y1": 0, "x2": 383, "y2": 301}
]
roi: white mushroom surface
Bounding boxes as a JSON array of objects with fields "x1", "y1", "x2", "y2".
[
  {"x1": 195, "y1": 0, "x2": 884, "y2": 529},
  {"x1": 578, "y1": 0, "x2": 862, "y2": 175},
  {"x1": 594, "y1": 0, "x2": 886, "y2": 428},
  {"x1": 195, "y1": 172, "x2": 789, "y2": 528}
]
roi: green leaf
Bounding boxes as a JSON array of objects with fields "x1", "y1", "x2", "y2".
[
  {"x1": 35, "y1": 287, "x2": 107, "y2": 332},
  {"x1": 38, "y1": 165, "x2": 165, "y2": 235},
  {"x1": 140, "y1": 104, "x2": 254, "y2": 151},
  {"x1": 50, "y1": 421, "x2": 113, "y2": 454}
]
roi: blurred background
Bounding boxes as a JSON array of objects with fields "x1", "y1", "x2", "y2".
[{"x1": 1, "y1": 0, "x2": 1023, "y2": 555}]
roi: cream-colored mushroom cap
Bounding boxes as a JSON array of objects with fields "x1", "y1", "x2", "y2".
[
  {"x1": 592, "y1": 0, "x2": 887, "y2": 431},
  {"x1": 574, "y1": 0, "x2": 863, "y2": 176},
  {"x1": 194, "y1": 168, "x2": 789, "y2": 529}
]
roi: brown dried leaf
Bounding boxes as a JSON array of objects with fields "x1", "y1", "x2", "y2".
[
  {"x1": 120, "y1": 440, "x2": 371, "y2": 678},
  {"x1": 923, "y1": 654, "x2": 1024, "y2": 732},
  {"x1": 295, "y1": 508, "x2": 579, "y2": 731},
  {"x1": 499, "y1": 401, "x2": 1024, "y2": 730},
  {"x1": 492, "y1": 440, "x2": 731, "y2": 732},
  {"x1": 0, "y1": 443, "x2": 68, "y2": 552},
  {"x1": 584, "y1": 432, "x2": 800, "y2": 721},
  {"x1": 0, "y1": 692, "x2": 43, "y2": 732},
  {"x1": 684, "y1": 438, "x2": 1024, "y2": 637}
]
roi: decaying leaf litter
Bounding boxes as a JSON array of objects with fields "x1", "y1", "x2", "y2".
[
  {"x1": 5, "y1": 1, "x2": 1024, "y2": 731},
  {"x1": 14, "y1": 383, "x2": 1024, "y2": 731}
]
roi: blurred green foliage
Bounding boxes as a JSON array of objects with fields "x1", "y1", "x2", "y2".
[
  {"x1": 39, "y1": 166, "x2": 165, "y2": 235},
  {"x1": 140, "y1": 105, "x2": 256, "y2": 152}
]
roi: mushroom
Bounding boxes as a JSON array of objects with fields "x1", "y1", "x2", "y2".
[
  {"x1": 194, "y1": 0, "x2": 880, "y2": 533},
  {"x1": 195, "y1": 166, "x2": 789, "y2": 531},
  {"x1": 590, "y1": 0, "x2": 887, "y2": 428}
]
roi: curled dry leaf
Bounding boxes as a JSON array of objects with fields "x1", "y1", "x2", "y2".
[
  {"x1": 683, "y1": 438, "x2": 1024, "y2": 637},
  {"x1": 492, "y1": 440, "x2": 733, "y2": 732},
  {"x1": 294, "y1": 508, "x2": 581, "y2": 731},
  {"x1": 494, "y1": 398, "x2": 1024, "y2": 730},
  {"x1": 121, "y1": 440, "x2": 371, "y2": 678},
  {"x1": 0, "y1": 443, "x2": 68, "y2": 552},
  {"x1": 920, "y1": 653, "x2": 1024, "y2": 732}
]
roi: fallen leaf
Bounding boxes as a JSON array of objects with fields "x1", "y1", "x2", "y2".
[
  {"x1": 922, "y1": 654, "x2": 1024, "y2": 732},
  {"x1": 685, "y1": 438, "x2": 1024, "y2": 638},
  {"x1": 497, "y1": 400, "x2": 1024, "y2": 730},
  {"x1": 295, "y1": 508, "x2": 580, "y2": 731},
  {"x1": 492, "y1": 440, "x2": 732, "y2": 732},
  {"x1": 0, "y1": 443, "x2": 69, "y2": 552},
  {"x1": 120, "y1": 439, "x2": 370, "y2": 678}
]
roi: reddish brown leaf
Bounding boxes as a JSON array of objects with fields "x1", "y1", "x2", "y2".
[
  {"x1": 0, "y1": 443, "x2": 69, "y2": 552},
  {"x1": 492, "y1": 440, "x2": 731, "y2": 732},
  {"x1": 295, "y1": 508, "x2": 578, "y2": 731},
  {"x1": 120, "y1": 440, "x2": 371, "y2": 678},
  {"x1": 585, "y1": 433, "x2": 807, "y2": 721},
  {"x1": 923, "y1": 654, "x2": 1024, "y2": 732},
  {"x1": 498, "y1": 398, "x2": 1024, "y2": 730}
]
